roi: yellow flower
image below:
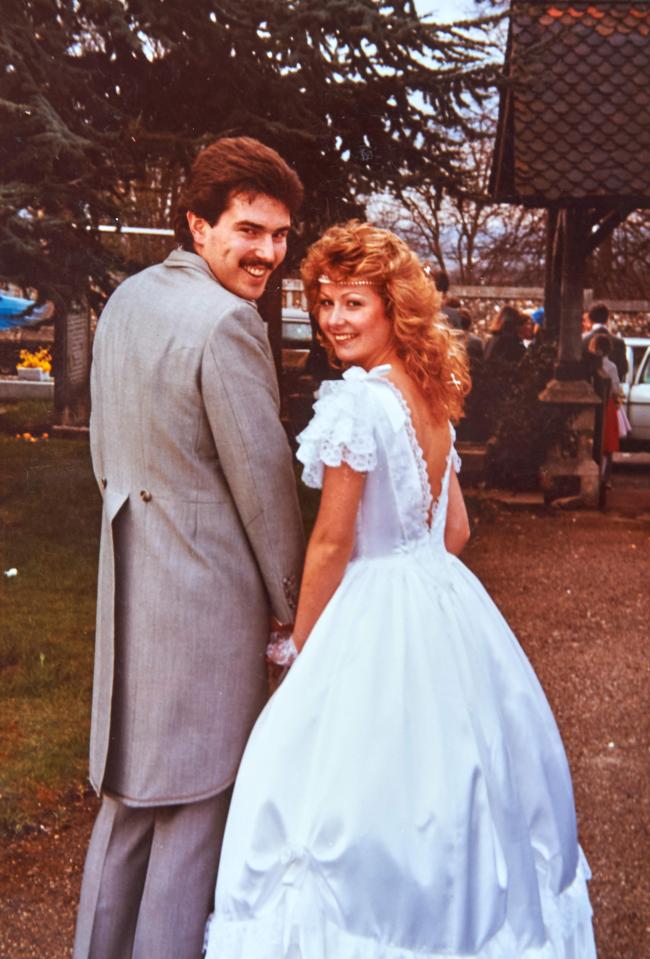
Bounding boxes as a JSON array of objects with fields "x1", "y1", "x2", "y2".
[{"x1": 16, "y1": 347, "x2": 53, "y2": 371}]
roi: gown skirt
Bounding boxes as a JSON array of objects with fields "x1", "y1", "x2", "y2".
[{"x1": 205, "y1": 539, "x2": 596, "y2": 958}]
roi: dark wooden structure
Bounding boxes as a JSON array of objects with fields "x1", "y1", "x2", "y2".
[{"x1": 490, "y1": 0, "x2": 650, "y2": 502}]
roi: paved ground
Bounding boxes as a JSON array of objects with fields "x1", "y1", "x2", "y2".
[{"x1": 1, "y1": 479, "x2": 648, "y2": 958}]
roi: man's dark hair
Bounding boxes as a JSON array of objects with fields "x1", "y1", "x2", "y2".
[
  {"x1": 173, "y1": 137, "x2": 304, "y2": 251},
  {"x1": 458, "y1": 307, "x2": 472, "y2": 332},
  {"x1": 433, "y1": 270, "x2": 450, "y2": 295},
  {"x1": 588, "y1": 302, "x2": 609, "y2": 327}
]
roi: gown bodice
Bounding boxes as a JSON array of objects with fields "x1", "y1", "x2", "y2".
[{"x1": 296, "y1": 364, "x2": 461, "y2": 562}]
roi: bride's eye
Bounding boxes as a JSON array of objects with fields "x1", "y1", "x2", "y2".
[
  {"x1": 347, "y1": 299, "x2": 363, "y2": 308},
  {"x1": 318, "y1": 298, "x2": 333, "y2": 309}
]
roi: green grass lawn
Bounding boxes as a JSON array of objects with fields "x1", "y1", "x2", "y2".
[
  {"x1": 0, "y1": 402, "x2": 319, "y2": 834},
  {"x1": 0, "y1": 430, "x2": 100, "y2": 833}
]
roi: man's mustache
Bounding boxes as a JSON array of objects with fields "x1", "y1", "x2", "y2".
[{"x1": 240, "y1": 259, "x2": 274, "y2": 271}]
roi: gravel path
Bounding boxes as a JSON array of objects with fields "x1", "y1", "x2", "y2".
[{"x1": 1, "y1": 502, "x2": 648, "y2": 958}]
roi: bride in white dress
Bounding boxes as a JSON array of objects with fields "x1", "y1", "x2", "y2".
[{"x1": 204, "y1": 222, "x2": 596, "y2": 958}]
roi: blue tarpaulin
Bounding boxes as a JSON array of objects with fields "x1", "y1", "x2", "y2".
[{"x1": 0, "y1": 291, "x2": 54, "y2": 331}]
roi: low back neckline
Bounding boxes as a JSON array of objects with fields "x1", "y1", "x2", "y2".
[{"x1": 380, "y1": 376, "x2": 453, "y2": 531}]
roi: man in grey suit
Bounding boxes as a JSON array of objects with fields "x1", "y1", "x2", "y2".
[{"x1": 74, "y1": 137, "x2": 305, "y2": 959}]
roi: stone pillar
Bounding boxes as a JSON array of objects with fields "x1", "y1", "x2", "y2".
[{"x1": 538, "y1": 384, "x2": 601, "y2": 506}]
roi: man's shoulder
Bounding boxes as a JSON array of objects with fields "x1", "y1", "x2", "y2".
[
  {"x1": 105, "y1": 261, "x2": 162, "y2": 299},
  {"x1": 106, "y1": 254, "x2": 260, "y2": 329},
  {"x1": 162, "y1": 251, "x2": 262, "y2": 323}
]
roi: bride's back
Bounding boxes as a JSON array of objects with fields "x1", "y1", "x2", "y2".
[
  {"x1": 328, "y1": 367, "x2": 456, "y2": 563},
  {"x1": 386, "y1": 369, "x2": 452, "y2": 513}
]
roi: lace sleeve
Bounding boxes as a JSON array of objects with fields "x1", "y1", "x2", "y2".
[{"x1": 296, "y1": 378, "x2": 378, "y2": 489}]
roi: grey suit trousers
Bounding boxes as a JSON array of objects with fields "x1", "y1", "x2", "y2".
[{"x1": 73, "y1": 788, "x2": 231, "y2": 959}]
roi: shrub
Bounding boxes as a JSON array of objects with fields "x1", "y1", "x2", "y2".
[{"x1": 465, "y1": 341, "x2": 573, "y2": 490}]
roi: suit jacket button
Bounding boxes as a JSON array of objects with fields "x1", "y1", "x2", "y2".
[
  {"x1": 101, "y1": 477, "x2": 108, "y2": 489},
  {"x1": 140, "y1": 489, "x2": 152, "y2": 502}
]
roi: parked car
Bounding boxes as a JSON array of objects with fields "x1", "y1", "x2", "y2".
[
  {"x1": 282, "y1": 306, "x2": 312, "y2": 371},
  {"x1": 282, "y1": 307, "x2": 312, "y2": 346},
  {"x1": 0, "y1": 290, "x2": 54, "y2": 330},
  {"x1": 621, "y1": 337, "x2": 650, "y2": 444}
]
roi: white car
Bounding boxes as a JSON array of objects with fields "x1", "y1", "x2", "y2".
[
  {"x1": 282, "y1": 307, "x2": 312, "y2": 346},
  {"x1": 622, "y1": 337, "x2": 650, "y2": 444},
  {"x1": 281, "y1": 307, "x2": 312, "y2": 371}
]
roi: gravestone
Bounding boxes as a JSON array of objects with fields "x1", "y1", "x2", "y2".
[{"x1": 54, "y1": 308, "x2": 91, "y2": 427}]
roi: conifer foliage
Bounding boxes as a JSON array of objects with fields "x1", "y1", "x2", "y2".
[{"x1": 1, "y1": 0, "x2": 496, "y2": 305}]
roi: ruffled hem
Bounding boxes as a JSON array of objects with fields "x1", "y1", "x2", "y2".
[{"x1": 205, "y1": 852, "x2": 596, "y2": 959}]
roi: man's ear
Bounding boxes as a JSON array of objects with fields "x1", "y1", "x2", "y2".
[{"x1": 187, "y1": 211, "x2": 206, "y2": 247}]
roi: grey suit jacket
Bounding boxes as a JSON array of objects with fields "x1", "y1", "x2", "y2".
[{"x1": 88, "y1": 250, "x2": 305, "y2": 805}]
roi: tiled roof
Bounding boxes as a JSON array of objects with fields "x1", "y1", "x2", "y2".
[{"x1": 490, "y1": 2, "x2": 650, "y2": 206}]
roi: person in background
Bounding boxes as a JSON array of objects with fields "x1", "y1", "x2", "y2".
[
  {"x1": 458, "y1": 306, "x2": 484, "y2": 362},
  {"x1": 582, "y1": 302, "x2": 628, "y2": 379},
  {"x1": 530, "y1": 306, "x2": 545, "y2": 342},
  {"x1": 589, "y1": 333, "x2": 621, "y2": 488},
  {"x1": 483, "y1": 305, "x2": 527, "y2": 363},
  {"x1": 518, "y1": 311, "x2": 535, "y2": 345},
  {"x1": 432, "y1": 268, "x2": 462, "y2": 329},
  {"x1": 456, "y1": 306, "x2": 484, "y2": 443}
]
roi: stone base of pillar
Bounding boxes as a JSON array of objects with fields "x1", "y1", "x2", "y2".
[
  {"x1": 539, "y1": 377, "x2": 599, "y2": 405},
  {"x1": 538, "y1": 380, "x2": 601, "y2": 508}
]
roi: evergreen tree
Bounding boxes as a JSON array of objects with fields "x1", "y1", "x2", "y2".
[
  {"x1": 0, "y1": 0, "x2": 137, "y2": 308},
  {"x1": 1, "y1": 0, "x2": 498, "y2": 303}
]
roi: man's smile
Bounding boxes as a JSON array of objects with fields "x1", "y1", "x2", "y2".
[{"x1": 241, "y1": 260, "x2": 273, "y2": 279}]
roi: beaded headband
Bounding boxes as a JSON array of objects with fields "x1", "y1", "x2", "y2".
[{"x1": 318, "y1": 274, "x2": 379, "y2": 287}]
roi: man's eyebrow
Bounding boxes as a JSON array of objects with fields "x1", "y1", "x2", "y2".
[{"x1": 235, "y1": 219, "x2": 291, "y2": 232}]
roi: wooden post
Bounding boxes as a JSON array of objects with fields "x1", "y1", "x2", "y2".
[
  {"x1": 543, "y1": 207, "x2": 562, "y2": 340},
  {"x1": 556, "y1": 207, "x2": 588, "y2": 380}
]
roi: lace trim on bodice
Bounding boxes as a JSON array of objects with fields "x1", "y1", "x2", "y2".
[
  {"x1": 382, "y1": 380, "x2": 433, "y2": 529},
  {"x1": 382, "y1": 379, "x2": 456, "y2": 532}
]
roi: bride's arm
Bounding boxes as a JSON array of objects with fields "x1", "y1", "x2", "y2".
[
  {"x1": 292, "y1": 463, "x2": 366, "y2": 652},
  {"x1": 444, "y1": 470, "x2": 470, "y2": 555}
]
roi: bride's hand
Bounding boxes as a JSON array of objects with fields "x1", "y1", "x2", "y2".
[{"x1": 266, "y1": 635, "x2": 298, "y2": 667}]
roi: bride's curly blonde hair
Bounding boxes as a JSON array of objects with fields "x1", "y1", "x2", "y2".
[{"x1": 301, "y1": 220, "x2": 470, "y2": 422}]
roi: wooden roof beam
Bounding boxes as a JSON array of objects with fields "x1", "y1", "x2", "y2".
[{"x1": 585, "y1": 205, "x2": 636, "y2": 257}]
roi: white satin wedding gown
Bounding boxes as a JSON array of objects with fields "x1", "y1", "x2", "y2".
[{"x1": 204, "y1": 364, "x2": 596, "y2": 958}]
